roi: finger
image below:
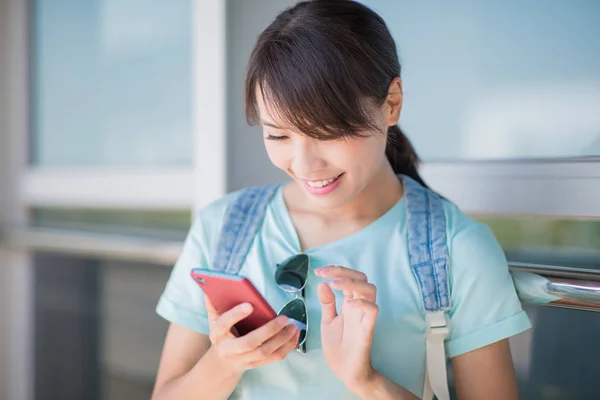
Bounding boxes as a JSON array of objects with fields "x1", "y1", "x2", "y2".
[
  {"x1": 211, "y1": 303, "x2": 253, "y2": 340},
  {"x1": 204, "y1": 294, "x2": 220, "y2": 322},
  {"x1": 248, "y1": 328, "x2": 301, "y2": 369},
  {"x1": 315, "y1": 265, "x2": 367, "y2": 282},
  {"x1": 317, "y1": 282, "x2": 337, "y2": 324},
  {"x1": 243, "y1": 324, "x2": 298, "y2": 363},
  {"x1": 228, "y1": 315, "x2": 289, "y2": 354},
  {"x1": 347, "y1": 298, "x2": 379, "y2": 326},
  {"x1": 330, "y1": 279, "x2": 376, "y2": 302}
]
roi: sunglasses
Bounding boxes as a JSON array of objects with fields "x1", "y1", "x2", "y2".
[{"x1": 275, "y1": 253, "x2": 309, "y2": 354}]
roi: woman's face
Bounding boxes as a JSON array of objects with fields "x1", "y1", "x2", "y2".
[{"x1": 256, "y1": 90, "x2": 390, "y2": 210}]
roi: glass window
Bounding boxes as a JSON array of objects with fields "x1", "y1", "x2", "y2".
[
  {"x1": 447, "y1": 304, "x2": 600, "y2": 400},
  {"x1": 363, "y1": 1, "x2": 600, "y2": 161},
  {"x1": 29, "y1": 207, "x2": 190, "y2": 399},
  {"x1": 458, "y1": 216, "x2": 600, "y2": 399},
  {"x1": 474, "y1": 216, "x2": 600, "y2": 270},
  {"x1": 34, "y1": 255, "x2": 171, "y2": 400},
  {"x1": 100, "y1": 260, "x2": 170, "y2": 399},
  {"x1": 31, "y1": 0, "x2": 193, "y2": 166},
  {"x1": 31, "y1": 208, "x2": 192, "y2": 239}
]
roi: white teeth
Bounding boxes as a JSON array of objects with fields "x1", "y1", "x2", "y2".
[{"x1": 306, "y1": 176, "x2": 338, "y2": 188}]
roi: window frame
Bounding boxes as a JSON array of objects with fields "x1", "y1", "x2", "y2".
[
  {"x1": 1, "y1": 1, "x2": 227, "y2": 399},
  {"x1": 23, "y1": 0, "x2": 227, "y2": 212},
  {"x1": 421, "y1": 159, "x2": 600, "y2": 218}
]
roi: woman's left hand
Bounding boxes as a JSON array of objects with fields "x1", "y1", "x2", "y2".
[{"x1": 315, "y1": 265, "x2": 379, "y2": 395}]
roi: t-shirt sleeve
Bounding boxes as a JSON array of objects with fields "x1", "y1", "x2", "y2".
[
  {"x1": 155, "y1": 213, "x2": 212, "y2": 334},
  {"x1": 445, "y1": 219, "x2": 532, "y2": 358}
]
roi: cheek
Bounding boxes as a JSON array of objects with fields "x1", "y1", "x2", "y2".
[
  {"x1": 333, "y1": 136, "x2": 386, "y2": 172},
  {"x1": 264, "y1": 141, "x2": 290, "y2": 170}
]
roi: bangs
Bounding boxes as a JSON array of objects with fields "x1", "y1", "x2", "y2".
[
  {"x1": 245, "y1": 29, "x2": 386, "y2": 140},
  {"x1": 242, "y1": 1, "x2": 428, "y2": 187}
]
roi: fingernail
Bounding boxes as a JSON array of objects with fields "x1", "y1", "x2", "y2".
[
  {"x1": 315, "y1": 267, "x2": 328, "y2": 275},
  {"x1": 277, "y1": 316, "x2": 288, "y2": 326},
  {"x1": 240, "y1": 303, "x2": 252, "y2": 312}
]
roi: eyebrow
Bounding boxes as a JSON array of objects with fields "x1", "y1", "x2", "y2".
[{"x1": 260, "y1": 119, "x2": 284, "y2": 129}]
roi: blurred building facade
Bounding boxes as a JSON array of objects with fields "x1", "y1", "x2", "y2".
[{"x1": 1, "y1": 1, "x2": 599, "y2": 399}]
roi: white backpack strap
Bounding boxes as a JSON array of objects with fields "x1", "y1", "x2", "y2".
[
  {"x1": 402, "y1": 175, "x2": 451, "y2": 400},
  {"x1": 424, "y1": 311, "x2": 450, "y2": 400}
]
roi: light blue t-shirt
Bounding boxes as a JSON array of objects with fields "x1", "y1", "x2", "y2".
[{"x1": 156, "y1": 185, "x2": 531, "y2": 399}]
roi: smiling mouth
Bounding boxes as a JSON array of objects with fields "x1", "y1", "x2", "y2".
[{"x1": 303, "y1": 173, "x2": 344, "y2": 189}]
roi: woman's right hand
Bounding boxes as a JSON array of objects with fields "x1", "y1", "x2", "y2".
[{"x1": 205, "y1": 294, "x2": 300, "y2": 372}]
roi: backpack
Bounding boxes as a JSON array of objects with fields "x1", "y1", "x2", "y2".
[{"x1": 211, "y1": 175, "x2": 451, "y2": 400}]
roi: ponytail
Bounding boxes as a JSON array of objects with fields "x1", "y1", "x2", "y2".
[{"x1": 385, "y1": 125, "x2": 429, "y2": 188}]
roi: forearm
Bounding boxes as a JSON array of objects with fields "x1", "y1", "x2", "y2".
[
  {"x1": 153, "y1": 346, "x2": 244, "y2": 400},
  {"x1": 354, "y1": 371, "x2": 420, "y2": 400}
]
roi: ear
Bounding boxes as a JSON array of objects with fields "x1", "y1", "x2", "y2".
[{"x1": 385, "y1": 77, "x2": 403, "y2": 126}]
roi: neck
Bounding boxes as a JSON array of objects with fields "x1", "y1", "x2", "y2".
[{"x1": 289, "y1": 160, "x2": 403, "y2": 222}]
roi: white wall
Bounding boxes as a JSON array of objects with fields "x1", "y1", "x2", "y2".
[
  {"x1": 0, "y1": 0, "x2": 33, "y2": 399},
  {"x1": 0, "y1": 1, "x2": 10, "y2": 397},
  {"x1": 226, "y1": 0, "x2": 296, "y2": 191}
]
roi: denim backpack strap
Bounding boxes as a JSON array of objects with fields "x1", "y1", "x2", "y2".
[
  {"x1": 402, "y1": 175, "x2": 451, "y2": 400},
  {"x1": 212, "y1": 184, "x2": 279, "y2": 274}
]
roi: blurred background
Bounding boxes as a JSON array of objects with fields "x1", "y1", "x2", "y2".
[{"x1": 0, "y1": 0, "x2": 599, "y2": 399}]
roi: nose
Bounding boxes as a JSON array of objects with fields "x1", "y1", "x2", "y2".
[{"x1": 290, "y1": 136, "x2": 327, "y2": 178}]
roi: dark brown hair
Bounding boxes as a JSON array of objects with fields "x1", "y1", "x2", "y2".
[{"x1": 245, "y1": 0, "x2": 428, "y2": 187}]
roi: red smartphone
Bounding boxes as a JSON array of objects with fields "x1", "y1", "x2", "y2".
[{"x1": 190, "y1": 268, "x2": 277, "y2": 336}]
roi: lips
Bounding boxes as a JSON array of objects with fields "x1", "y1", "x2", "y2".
[
  {"x1": 302, "y1": 173, "x2": 344, "y2": 195},
  {"x1": 304, "y1": 173, "x2": 344, "y2": 189}
]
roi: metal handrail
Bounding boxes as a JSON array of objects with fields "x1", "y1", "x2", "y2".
[
  {"x1": 510, "y1": 263, "x2": 600, "y2": 312},
  {"x1": 1, "y1": 226, "x2": 599, "y2": 311},
  {"x1": 0, "y1": 225, "x2": 182, "y2": 265}
]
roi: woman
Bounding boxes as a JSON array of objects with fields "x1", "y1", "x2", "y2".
[{"x1": 152, "y1": 1, "x2": 531, "y2": 399}]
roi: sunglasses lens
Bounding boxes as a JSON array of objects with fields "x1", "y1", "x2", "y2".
[
  {"x1": 278, "y1": 298, "x2": 307, "y2": 347},
  {"x1": 275, "y1": 254, "x2": 309, "y2": 292}
]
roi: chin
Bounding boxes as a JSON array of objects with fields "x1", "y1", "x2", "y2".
[
  {"x1": 306, "y1": 196, "x2": 345, "y2": 210},
  {"x1": 303, "y1": 187, "x2": 358, "y2": 210}
]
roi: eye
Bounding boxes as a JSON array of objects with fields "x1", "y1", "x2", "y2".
[{"x1": 265, "y1": 134, "x2": 289, "y2": 141}]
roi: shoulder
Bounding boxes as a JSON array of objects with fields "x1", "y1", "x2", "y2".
[
  {"x1": 441, "y1": 198, "x2": 509, "y2": 283},
  {"x1": 188, "y1": 188, "x2": 247, "y2": 251},
  {"x1": 194, "y1": 190, "x2": 243, "y2": 231},
  {"x1": 441, "y1": 199, "x2": 510, "y2": 284},
  {"x1": 438, "y1": 199, "x2": 531, "y2": 356},
  {"x1": 442, "y1": 199, "x2": 500, "y2": 255},
  {"x1": 191, "y1": 185, "x2": 279, "y2": 248}
]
